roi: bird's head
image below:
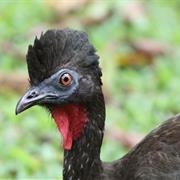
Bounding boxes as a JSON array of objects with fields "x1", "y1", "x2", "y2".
[{"x1": 16, "y1": 29, "x2": 103, "y2": 150}]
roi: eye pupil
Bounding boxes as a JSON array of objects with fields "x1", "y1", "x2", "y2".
[
  {"x1": 64, "y1": 77, "x2": 69, "y2": 82},
  {"x1": 59, "y1": 73, "x2": 72, "y2": 86}
]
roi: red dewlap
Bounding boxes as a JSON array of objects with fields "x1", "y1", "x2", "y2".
[{"x1": 51, "y1": 104, "x2": 87, "y2": 150}]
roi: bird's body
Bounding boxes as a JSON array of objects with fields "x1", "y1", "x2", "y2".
[
  {"x1": 16, "y1": 29, "x2": 180, "y2": 180},
  {"x1": 103, "y1": 114, "x2": 180, "y2": 180}
]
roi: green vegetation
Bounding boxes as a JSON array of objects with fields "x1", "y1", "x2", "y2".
[{"x1": 0, "y1": 0, "x2": 180, "y2": 179}]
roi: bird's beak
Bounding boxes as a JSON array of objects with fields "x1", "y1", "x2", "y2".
[{"x1": 15, "y1": 86, "x2": 57, "y2": 115}]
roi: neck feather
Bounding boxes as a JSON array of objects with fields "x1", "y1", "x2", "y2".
[{"x1": 63, "y1": 92, "x2": 105, "y2": 180}]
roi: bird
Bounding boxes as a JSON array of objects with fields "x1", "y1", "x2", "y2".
[{"x1": 16, "y1": 29, "x2": 180, "y2": 180}]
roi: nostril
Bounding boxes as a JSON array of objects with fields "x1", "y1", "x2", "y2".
[{"x1": 27, "y1": 91, "x2": 38, "y2": 99}]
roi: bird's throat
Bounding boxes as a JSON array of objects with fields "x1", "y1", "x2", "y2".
[{"x1": 51, "y1": 104, "x2": 88, "y2": 150}]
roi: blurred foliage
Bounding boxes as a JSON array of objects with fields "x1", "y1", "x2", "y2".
[{"x1": 0, "y1": 0, "x2": 180, "y2": 179}]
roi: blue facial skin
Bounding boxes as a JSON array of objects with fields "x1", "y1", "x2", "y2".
[
  {"x1": 34, "y1": 69, "x2": 79, "y2": 103},
  {"x1": 16, "y1": 69, "x2": 79, "y2": 114}
]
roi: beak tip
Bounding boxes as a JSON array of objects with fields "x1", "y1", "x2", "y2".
[
  {"x1": 15, "y1": 109, "x2": 19, "y2": 115},
  {"x1": 15, "y1": 104, "x2": 22, "y2": 115},
  {"x1": 15, "y1": 97, "x2": 27, "y2": 115}
]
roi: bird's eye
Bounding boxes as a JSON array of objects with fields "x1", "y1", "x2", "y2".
[{"x1": 59, "y1": 73, "x2": 72, "y2": 86}]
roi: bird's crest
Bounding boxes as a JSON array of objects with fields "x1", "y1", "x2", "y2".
[{"x1": 26, "y1": 29, "x2": 101, "y2": 85}]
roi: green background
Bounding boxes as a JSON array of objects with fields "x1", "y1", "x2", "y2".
[{"x1": 0, "y1": 0, "x2": 180, "y2": 179}]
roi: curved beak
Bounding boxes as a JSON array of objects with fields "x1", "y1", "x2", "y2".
[{"x1": 15, "y1": 87, "x2": 57, "y2": 115}]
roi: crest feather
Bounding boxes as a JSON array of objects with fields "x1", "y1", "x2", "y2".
[{"x1": 26, "y1": 29, "x2": 100, "y2": 85}]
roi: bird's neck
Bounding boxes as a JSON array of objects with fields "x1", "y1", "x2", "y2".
[{"x1": 63, "y1": 93, "x2": 105, "y2": 180}]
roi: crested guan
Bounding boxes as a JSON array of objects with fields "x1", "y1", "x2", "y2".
[{"x1": 16, "y1": 29, "x2": 180, "y2": 180}]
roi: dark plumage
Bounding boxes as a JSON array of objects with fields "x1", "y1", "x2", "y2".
[
  {"x1": 16, "y1": 29, "x2": 180, "y2": 180},
  {"x1": 27, "y1": 29, "x2": 101, "y2": 86}
]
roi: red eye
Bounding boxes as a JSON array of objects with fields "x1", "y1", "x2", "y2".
[{"x1": 59, "y1": 73, "x2": 72, "y2": 86}]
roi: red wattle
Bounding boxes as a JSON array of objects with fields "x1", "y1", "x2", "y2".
[{"x1": 51, "y1": 104, "x2": 87, "y2": 150}]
